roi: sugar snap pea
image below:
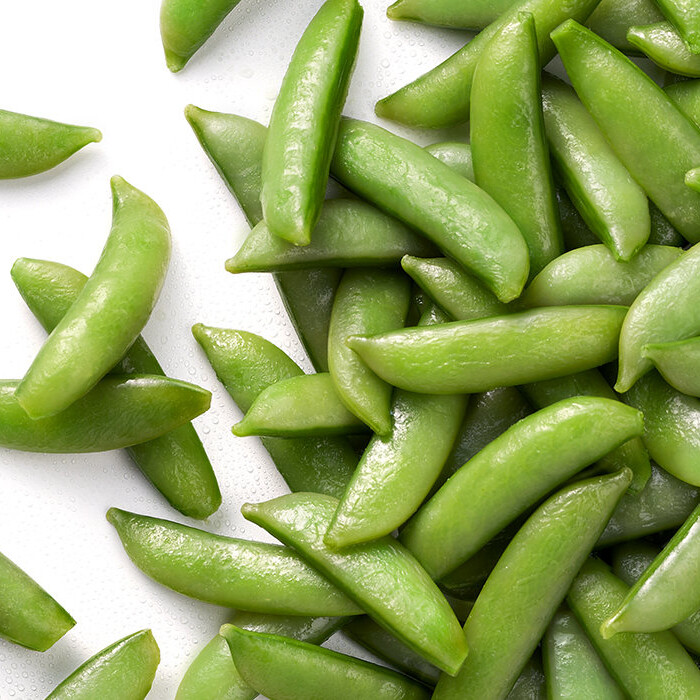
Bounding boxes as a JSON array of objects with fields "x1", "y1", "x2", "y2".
[
  {"x1": 655, "y1": 0, "x2": 700, "y2": 53},
  {"x1": 644, "y1": 336, "x2": 700, "y2": 396},
  {"x1": 401, "y1": 397, "x2": 643, "y2": 579},
  {"x1": 15, "y1": 176, "x2": 171, "y2": 418},
  {"x1": 330, "y1": 118, "x2": 529, "y2": 302},
  {"x1": 107, "y1": 507, "x2": 361, "y2": 616},
  {"x1": 46, "y1": 629, "x2": 159, "y2": 700},
  {"x1": 588, "y1": 0, "x2": 666, "y2": 51},
  {"x1": 433, "y1": 469, "x2": 632, "y2": 699},
  {"x1": 628, "y1": 22, "x2": 700, "y2": 75},
  {"x1": 348, "y1": 306, "x2": 627, "y2": 395},
  {"x1": 242, "y1": 492, "x2": 468, "y2": 675},
  {"x1": 666, "y1": 78, "x2": 700, "y2": 126},
  {"x1": 507, "y1": 653, "x2": 546, "y2": 699},
  {"x1": 424, "y1": 142, "x2": 474, "y2": 180}
]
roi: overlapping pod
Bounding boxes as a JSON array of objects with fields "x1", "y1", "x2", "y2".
[
  {"x1": 655, "y1": 0, "x2": 700, "y2": 52},
  {"x1": 628, "y1": 22, "x2": 700, "y2": 75},
  {"x1": 644, "y1": 336, "x2": 700, "y2": 396}
]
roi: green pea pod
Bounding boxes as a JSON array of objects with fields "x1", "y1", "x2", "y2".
[
  {"x1": 107, "y1": 507, "x2": 361, "y2": 616},
  {"x1": 644, "y1": 336, "x2": 700, "y2": 396},
  {"x1": 0, "y1": 551, "x2": 74, "y2": 651},
  {"x1": 46, "y1": 629, "x2": 159, "y2": 700},
  {"x1": 433, "y1": 469, "x2": 632, "y2": 699},
  {"x1": 655, "y1": 0, "x2": 700, "y2": 53},
  {"x1": 261, "y1": 0, "x2": 362, "y2": 246},
  {"x1": 541, "y1": 74, "x2": 649, "y2": 261},
  {"x1": 649, "y1": 202, "x2": 686, "y2": 246},
  {"x1": 666, "y1": 78, "x2": 700, "y2": 127},
  {"x1": 552, "y1": 20, "x2": 700, "y2": 244},
  {"x1": 192, "y1": 325, "x2": 356, "y2": 497},
  {"x1": 375, "y1": 0, "x2": 601, "y2": 129},
  {"x1": 588, "y1": 0, "x2": 666, "y2": 51},
  {"x1": 15, "y1": 177, "x2": 170, "y2": 418},
  {"x1": 242, "y1": 492, "x2": 468, "y2": 675},
  {"x1": 11, "y1": 257, "x2": 220, "y2": 519},
  {"x1": 687, "y1": 166, "x2": 700, "y2": 192},
  {"x1": 544, "y1": 607, "x2": 625, "y2": 699},
  {"x1": 348, "y1": 306, "x2": 627, "y2": 395},
  {"x1": 0, "y1": 109, "x2": 100, "y2": 178},
  {"x1": 471, "y1": 13, "x2": 562, "y2": 277},
  {"x1": 424, "y1": 142, "x2": 474, "y2": 179},
  {"x1": 628, "y1": 22, "x2": 700, "y2": 75},
  {"x1": 328, "y1": 268, "x2": 411, "y2": 435},
  {"x1": 221, "y1": 625, "x2": 429, "y2": 699},
  {"x1": 520, "y1": 244, "x2": 682, "y2": 308},
  {"x1": 507, "y1": 653, "x2": 546, "y2": 699},
  {"x1": 567, "y1": 558, "x2": 700, "y2": 697},
  {"x1": 330, "y1": 118, "x2": 529, "y2": 302}
]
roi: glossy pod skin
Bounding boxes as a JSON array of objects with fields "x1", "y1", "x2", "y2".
[
  {"x1": 629, "y1": 22, "x2": 700, "y2": 76},
  {"x1": 435, "y1": 470, "x2": 631, "y2": 699},
  {"x1": 12, "y1": 257, "x2": 220, "y2": 519},
  {"x1": 261, "y1": 0, "x2": 362, "y2": 246},
  {"x1": 567, "y1": 558, "x2": 700, "y2": 697},
  {"x1": 242, "y1": 492, "x2": 468, "y2": 676},
  {"x1": 507, "y1": 654, "x2": 546, "y2": 699},
  {"x1": 330, "y1": 118, "x2": 529, "y2": 302},
  {"x1": 46, "y1": 630, "x2": 160, "y2": 700},
  {"x1": 655, "y1": 0, "x2": 700, "y2": 52},
  {"x1": 107, "y1": 507, "x2": 361, "y2": 616},
  {"x1": 221, "y1": 625, "x2": 429, "y2": 699},
  {"x1": 193, "y1": 325, "x2": 356, "y2": 497},
  {"x1": 424, "y1": 142, "x2": 474, "y2": 180},
  {"x1": 666, "y1": 78, "x2": 700, "y2": 126},
  {"x1": 15, "y1": 176, "x2": 171, "y2": 418},
  {"x1": 348, "y1": 306, "x2": 627, "y2": 395},
  {"x1": 645, "y1": 336, "x2": 700, "y2": 396},
  {"x1": 553, "y1": 20, "x2": 700, "y2": 244}
]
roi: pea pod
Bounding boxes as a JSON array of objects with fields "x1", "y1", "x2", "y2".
[
  {"x1": 644, "y1": 336, "x2": 700, "y2": 396},
  {"x1": 424, "y1": 141, "x2": 474, "y2": 179},
  {"x1": 46, "y1": 630, "x2": 159, "y2": 700},
  {"x1": 330, "y1": 118, "x2": 529, "y2": 302},
  {"x1": 567, "y1": 558, "x2": 700, "y2": 697},
  {"x1": 348, "y1": 306, "x2": 627, "y2": 395},
  {"x1": 628, "y1": 22, "x2": 700, "y2": 75},
  {"x1": 666, "y1": 78, "x2": 700, "y2": 127},
  {"x1": 648, "y1": 203, "x2": 686, "y2": 246},
  {"x1": 11, "y1": 257, "x2": 220, "y2": 519},
  {"x1": 15, "y1": 177, "x2": 171, "y2": 418},
  {"x1": 401, "y1": 397, "x2": 643, "y2": 580},
  {"x1": 433, "y1": 469, "x2": 632, "y2": 699},
  {"x1": 192, "y1": 325, "x2": 356, "y2": 497},
  {"x1": 107, "y1": 507, "x2": 361, "y2": 616},
  {"x1": 507, "y1": 654, "x2": 546, "y2": 699},
  {"x1": 588, "y1": 0, "x2": 666, "y2": 52},
  {"x1": 655, "y1": 0, "x2": 700, "y2": 53},
  {"x1": 242, "y1": 492, "x2": 468, "y2": 675},
  {"x1": 552, "y1": 20, "x2": 700, "y2": 244},
  {"x1": 686, "y1": 166, "x2": 700, "y2": 192}
]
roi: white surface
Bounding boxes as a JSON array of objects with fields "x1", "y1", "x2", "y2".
[{"x1": 0, "y1": 1, "x2": 469, "y2": 697}]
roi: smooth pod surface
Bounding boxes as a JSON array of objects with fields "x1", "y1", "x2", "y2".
[
  {"x1": 655, "y1": 0, "x2": 700, "y2": 52},
  {"x1": 666, "y1": 78, "x2": 700, "y2": 127},
  {"x1": 645, "y1": 336, "x2": 700, "y2": 396},
  {"x1": 628, "y1": 22, "x2": 700, "y2": 75}
]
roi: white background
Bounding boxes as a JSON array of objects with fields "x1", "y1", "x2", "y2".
[{"x1": 0, "y1": 0, "x2": 469, "y2": 697}]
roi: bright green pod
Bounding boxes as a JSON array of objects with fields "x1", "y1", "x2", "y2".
[
  {"x1": 544, "y1": 607, "x2": 626, "y2": 699},
  {"x1": 242, "y1": 492, "x2": 468, "y2": 676},
  {"x1": 628, "y1": 22, "x2": 700, "y2": 75},
  {"x1": 107, "y1": 507, "x2": 361, "y2": 616},
  {"x1": 541, "y1": 74, "x2": 649, "y2": 261},
  {"x1": 46, "y1": 630, "x2": 160, "y2": 700},
  {"x1": 433, "y1": 469, "x2": 632, "y2": 699},
  {"x1": 645, "y1": 336, "x2": 700, "y2": 396},
  {"x1": 348, "y1": 306, "x2": 627, "y2": 395},
  {"x1": 424, "y1": 142, "x2": 474, "y2": 180},
  {"x1": 328, "y1": 268, "x2": 411, "y2": 435},
  {"x1": 331, "y1": 118, "x2": 529, "y2": 302},
  {"x1": 0, "y1": 551, "x2": 74, "y2": 651},
  {"x1": 552, "y1": 20, "x2": 700, "y2": 244},
  {"x1": 221, "y1": 625, "x2": 429, "y2": 699},
  {"x1": 567, "y1": 558, "x2": 700, "y2": 697},
  {"x1": 15, "y1": 177, "x2": 170, "y2": 418},
  {"x1": 520, "y1": 244, "x2": 682, "y2": 308},
  {"x1": 666, "y1": 78, "x2": 700, "y2": 126},
  {"x1": 655, "y1": 0, "x2": 700, "y2": 53},
  {"x1": 11, "y1": 257, "x2": 220, "y2": 519},
  {"x1": 687, "y1": 167, "x2": 700, "y2": 193},
  {"x1": 261, "y1": 0, "x2": 362, "y2": 246},
  {"x1": 400, "y1": 397, "x2": 643, "y2": 580},
  {"x1": 588, "y1": 0, "x2": 666, "y2": 51},
  {"x1": 375, "y1": 0, "x2": 601, "y2": 129},
  {"x1": 0, "y1": 109, "x2": 100, "y2": 178},
  {"x1": 471, "y1": 13, "x2": 562, "y2": 277},
  {"x1": 192, "y1": 325, "x2": 356, "y2": 497}
]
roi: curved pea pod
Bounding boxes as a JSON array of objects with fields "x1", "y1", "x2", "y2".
[
  {"x1": 629, "y1": 22, "x2": 700, "y2": 75},
  {"x1": 649, "y1": 202, "x2": 686, "y2": 245},
  {"x1": 520, "y1": 244, "x2": 682, "y2": 308},
  {"x1": 15, "y1": 177, "x2": 170, "y2": 418},
  {"x1": 655, "y1": 0, "x2": 700, "y2": 53},
  {"x1": 192, "y1": 325, "x2": 356, "y2": 497},
  {"x1": 331, "y1": 118, "x2": 529, "y2": 302},
  {"x1": 507, "y1": 654, "x2": 546, "y2": 699},
  {"x1": 0, "y1": 109, "x2": 100, "y2": 178},
  {"x1": 400, "y1": 397, "x2": 643, "y2": 580},
  {"x1": 666, "y1": 78, "x2": 700, "y2": 127},
  {"x1": 471, "y1": 13, "x2": 562, "y2": 277},
  {"x1": 46, "y1": 629, "x2": 159, "y2": 700},
  {"x1": 11, "y1": 257, "x2": 220, "y2": 519},
  {"x1": 0, "y1": 551, "x2": 74, "y2": 651},
  {"x1": 107, "y1": 507, "x2": 361, "y2": 616},
  {"x1": 687, "y1": 166, "x2": 700, "y2": 192},
  {"x1": 328, "y1": 268, "x2": 411, "y2": 435},
  {"x1": 375, "y1": 0, "x2": 601, "y2": 129},
  {"x1": 644, "y1": 336, "x2": 700, "y2": 396},
  {"x1": 567, "y1": 558, "x2": 700, "y2": 697},
  {"x1": 544, "y1": 607, "x2": 625, "y2": 699},
  {"x1": 424, "y1": 142, "x2": 474, "y2": 180},
  {"x1": 348, "y1": 306, "x2": 627, "y2": 395},
  {"x1": 433, "y1": 469, "x2": 632, "y2": 699},
  {"x1": 242, "y1": 492, "x2": 468, "y2": 675},
  {"x1": 221, "y1": 625, "x2": 429, "y2": 699},
  {"x1": 552, "y1": 21, "x2": 700, "y2": 244},
  {"x1": 541, "y1": 74, "x2": 649, "y2": 261},
  {"x1": 386, "y1": 0, "x2": 513, "y2": 29},
  {"x1": 588, "y1": 0, "x2": 665, "y2": 52}
]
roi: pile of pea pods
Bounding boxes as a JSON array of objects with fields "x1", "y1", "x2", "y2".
[{"x1": 6, "y1": 0, "x2": 700, "y2": 697}]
